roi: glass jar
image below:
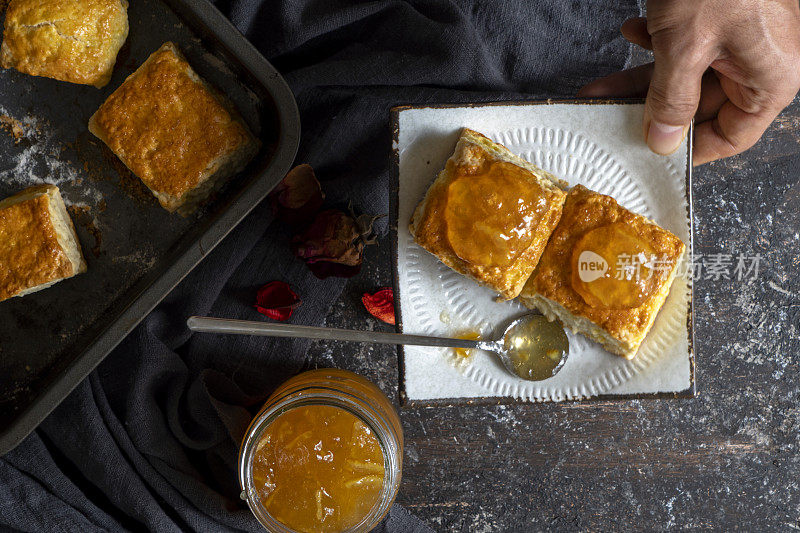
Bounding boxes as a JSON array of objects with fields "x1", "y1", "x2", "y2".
[{"x1": 239, "y1": 369, "x2": 403, "y2": 533}]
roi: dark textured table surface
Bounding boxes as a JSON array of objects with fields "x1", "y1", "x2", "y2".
[{"x1": 305, "y1": 93, "x2": 800, "y2": 531}]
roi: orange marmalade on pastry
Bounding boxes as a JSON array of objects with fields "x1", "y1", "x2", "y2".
[
  {"x1": 444, "y1": 160, "x2": 548, "y2": 268},
  {"x1": 251, "y1": 405, "x2": 385, "y2": 533},
  {"x1": 570, "y1": 222, "x2": 662, "y2": 309}
]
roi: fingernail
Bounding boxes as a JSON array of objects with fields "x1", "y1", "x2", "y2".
[{"x1": 646, "y1": 121, "x2": 687, "y2": 155}]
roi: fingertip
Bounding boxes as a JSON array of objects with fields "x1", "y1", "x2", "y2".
[
  {"x1": 577, "y1": 80, "x2": 611, "y2": 97},
  {"x1": 620, "y1": 16, "x2": 647, "y2": 34},
  {"x1": 691, "y1": 154, "x2": 713, "y2": 167},
  {"x1": 577, "y1": 64, "x2": 654, "y2": 99},
  {"x1": 691, "y1": 119, "x2": 732, "y2": 165},
  {"x1": 645, "y1": 120, "x2": 689, "y2": 155},
  {"x1": 620, "y1": 17, "x2": 652, "y2": 50},
  {"x1": 691, "y1": 101, "x2": 775, "y2": 165}
]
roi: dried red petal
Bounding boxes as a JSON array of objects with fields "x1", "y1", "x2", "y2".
[
  {"x1": 269, "y1": 164, "x2": 324, "y2": 226},
  {"x1": 254, "y1": 281, "x2": 301, "y2": 321},
  {"x1": 292, "y1": 209, "x2": 364, "y2": 279},
  {"x1": 362, "y1": 288, "x2": 395, "y2": 325}
]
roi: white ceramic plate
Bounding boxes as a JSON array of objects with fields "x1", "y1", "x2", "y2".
[{"x1": 392, "y1": 100, "x2": 694, "y2": 404}]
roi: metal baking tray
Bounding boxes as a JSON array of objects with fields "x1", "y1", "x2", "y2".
[{"x1": 0, "y1": 0, "x2": 300, "y2": 454}]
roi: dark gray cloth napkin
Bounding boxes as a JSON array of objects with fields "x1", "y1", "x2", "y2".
[{"x1": 0, "y1": 1, "x2": 637, "y2": 531}]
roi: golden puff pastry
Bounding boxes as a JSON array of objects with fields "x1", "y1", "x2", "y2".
[
  {"x1": 0, "y1": 0, "x2": 129, "y2": 88},
  {"x1": 410, "y1": 128, "x2": 567, "y2": 300},
  {"x1": 0, "y1": 185, "x2": 86, "y2": 303},
  {"x1": 88, "y1": 42, "x2": 259, "y2": 215},
  {"x1": 520, "y1": 185, "x2": 685, "y2": 359}
]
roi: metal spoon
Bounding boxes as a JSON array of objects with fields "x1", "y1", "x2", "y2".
[{"x1": 186, "y1": 313, "x2": 569, "y2": 382}]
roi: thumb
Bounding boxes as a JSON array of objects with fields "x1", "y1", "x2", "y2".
[{"x1": 644, "y1": 46, "x2": 707, "y2": 155}]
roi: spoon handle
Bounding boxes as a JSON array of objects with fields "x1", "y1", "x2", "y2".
[{"x1": 187, "y1": 316, "x2": 483, "y2": 349}]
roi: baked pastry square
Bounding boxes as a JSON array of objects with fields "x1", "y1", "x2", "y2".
[
  {"x1": 520, "y1": 185, "x2": 685, "y2": 359},
  {"x1": 0, "y1": 0, "x2": 129, "y2": 88},
  {"x1": 0, "y1": 185, "x2": 86, "y2": 303},
  {"x1": 410, "y1": 128, "x2": 567, "y2": 300},
  {"x1": 88, "y1": 42, "x2": 259, "y2": 214}
]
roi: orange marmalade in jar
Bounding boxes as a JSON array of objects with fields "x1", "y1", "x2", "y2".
[{"x1": 239, "y1": 369, "x2": 403, "y2": 533}]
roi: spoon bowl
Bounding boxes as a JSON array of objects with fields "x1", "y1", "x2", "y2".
[{"x1": 495, "y1": 314, "x2": 570, "y2": 380}]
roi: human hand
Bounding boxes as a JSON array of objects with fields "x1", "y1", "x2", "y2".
[{"x1": 578, "y1": 0, "x2": 800, "y2": 165}]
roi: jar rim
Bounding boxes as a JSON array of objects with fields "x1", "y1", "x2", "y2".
[{"x1": 239, "y1": 389, "x2": 402, "y2": 533}]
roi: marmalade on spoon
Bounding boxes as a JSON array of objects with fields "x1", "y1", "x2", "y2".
[
  {"x1": 570, "y1": 222, "x2": 661, "y2": 309},
  {"x1": 444, "y1": 161, "x2": 548, "y2": 268},
  {"x1": 503, "y1": 315, "x2": 569, "y2": 380}
]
